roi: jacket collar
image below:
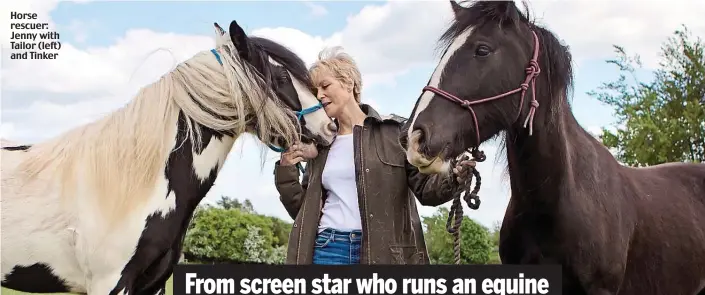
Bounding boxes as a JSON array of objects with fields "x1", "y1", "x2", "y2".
[
  {"x1": 361, "y1": 103, "x2": 384, "y2": 123},
  {"x1": 331, "y1": 103, "x2": 387, "y2": 127}
]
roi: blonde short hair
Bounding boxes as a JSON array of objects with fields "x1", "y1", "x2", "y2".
[{"x1": 309, "y1": 46, "x2": 363, "y2": 103}]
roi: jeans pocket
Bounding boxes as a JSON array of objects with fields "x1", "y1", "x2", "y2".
[{"x1": 314, "y1": 234, "x2": 332, "y2": 248}]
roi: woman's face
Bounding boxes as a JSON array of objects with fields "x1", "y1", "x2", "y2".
[{"x1": 314, "y1": 72, "x2": 354, "y2": 119}]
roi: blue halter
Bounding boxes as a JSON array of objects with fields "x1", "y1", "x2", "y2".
[
  {"x1": 266, "y1": 102, "x2": 323, "y2": 174},
  {"x1": 211, "y1": 49, "x2": 322, "y2": 174}
]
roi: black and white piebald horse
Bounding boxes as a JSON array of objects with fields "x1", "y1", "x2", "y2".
[{"x1": 1, "y1": 20, "x2": 336, "y2": 295}]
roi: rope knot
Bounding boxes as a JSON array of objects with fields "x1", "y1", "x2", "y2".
[
  {"x1": 523, "y1": 98, "x2": 539, "y2": 136},
  {"x1": 528, "y1": 59, "x2": 540, "y2": 70},
  {"x1": 526, "y1": 61, "x2": 541, "y2": 76},
  {"x1": 520, "y1": 83, "x2": 529, "y2": 90},
  {"x1": 461, "y1": 100, "x2": 471, "y2": 107}
]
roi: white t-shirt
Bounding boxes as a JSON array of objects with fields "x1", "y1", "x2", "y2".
[{"x1": 318, "y1": 133, "x2": 362, "y2": 232}]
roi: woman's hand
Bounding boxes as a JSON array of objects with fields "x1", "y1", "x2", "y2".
[
  {"x1": 280, "y1": 142, "x2": 319, "y2": 166},
  {"x1": 452, "y1": 159, "x2": 477, "y2": 183}
]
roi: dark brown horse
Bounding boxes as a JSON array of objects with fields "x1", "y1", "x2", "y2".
[{"x1": 400, "y1": 1, "x2": 705, "y2": 294}]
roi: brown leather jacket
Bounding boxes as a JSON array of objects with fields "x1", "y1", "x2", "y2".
[{"x1": 274, "y1": 104, "x2": 457, "y2": 264}]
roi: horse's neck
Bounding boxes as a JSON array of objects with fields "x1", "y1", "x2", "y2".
[
  {"x1": 167, "y1": 112, "x2": 238, "y2": 210},
  {"x1": 504, "y1": 104, "x2": 610, "y2": 206}
]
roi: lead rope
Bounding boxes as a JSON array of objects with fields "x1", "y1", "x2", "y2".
[{"x1": 445, "y1": 147, "x2": 486, "y2": 264}]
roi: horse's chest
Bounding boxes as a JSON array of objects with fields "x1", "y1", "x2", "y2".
[
  {"x1": 64, "y1": 176, "x2": 177, "y2": 289},
  {"x1": 500, "y1": 221, "x2": 550, "y2": 263}
]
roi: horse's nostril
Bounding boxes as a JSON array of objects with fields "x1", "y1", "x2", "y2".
[
  {"x1": 399, "y1": 133, "x2": 408, "y2": 150},
  {"x1": 327, "y1": 122, "x2": 338, "y2": 133},
  {"x1": 414, "y1": 127, "x2": 434, "y2": 155},
  {"x1": 416, "y1": 129, "x2": 426, "y2": 146}
]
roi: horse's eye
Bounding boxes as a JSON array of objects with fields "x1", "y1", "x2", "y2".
[
  {"x1": 475, "y1": 45, "x2": 491, "y2": 57},
  {"x1": 278, "y1": 73, "x2": 290, "y2": 82}
]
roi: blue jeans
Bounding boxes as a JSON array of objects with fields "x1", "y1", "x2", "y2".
[{"x1": 312, "y1": 228, "x2": 362, "y2": 265}]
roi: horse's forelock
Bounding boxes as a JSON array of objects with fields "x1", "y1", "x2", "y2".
[{"x1": 439, "y1": 1, "x2": 531, "y2": 52}]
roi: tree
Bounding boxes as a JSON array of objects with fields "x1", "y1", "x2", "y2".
[
  {"x1": 182, "y1": 198, "x2": 292, "y2": 264},
  {"x1": 268, "y1": 216, "x2": 292, "y2": 247},
  {"x1": 216, "y1": 195, "x2": 255, "y2": 213},
  {"x1": 422, "y1": 207, "x2": 493, "y2": 264},
  {"x1": 588, "y1": 25, "x2": 704, "y2": 166},
  {"x1": 488, "y1": 221, "x2": 501, "y2": 264},
  {"x1": 243, "y1": 225, "x2": 269, "y2": 263},
  {"x1": 183, "y1": 207, "x2": 277, "y2": 262}
]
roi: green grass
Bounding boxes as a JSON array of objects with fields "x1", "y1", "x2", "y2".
[{"x1": 1, "y1": 276, "x2": 174, "y2": 294}]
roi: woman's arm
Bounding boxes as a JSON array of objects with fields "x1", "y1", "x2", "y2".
[
  {"x1": 274, "y1": 160, "x2": 310, "y2": 219},
  {"x1": 406, "y1": 162, "x2": 456, "y2": 206},
  {"x1": 393, "y1": 115, "x2": 456, "y2": 206}
]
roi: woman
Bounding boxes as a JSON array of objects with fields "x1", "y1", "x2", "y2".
[{"x1": 274, "y1": 47, "x2": 474, "y2": 265}]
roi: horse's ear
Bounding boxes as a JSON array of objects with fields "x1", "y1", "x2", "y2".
[
  {"x1": 213, "y1": 22, "x2": 225, "y2": 36},
  {"x1": 449, "y1": 0, "x2": 463, "y2": 19},
  {"x1": 229, "y1": 20, "x2": 250, "y2": 60},
  {"x1": 213, "y1": 22, "x2": 227, "y2": 48},
  {"x1": 495, "y1": 1, "x2": 521, "y2": 24}
]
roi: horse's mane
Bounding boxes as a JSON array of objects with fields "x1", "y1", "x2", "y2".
[{"x1": 13, "y1": 34, "x2": 299, "y2": 225}]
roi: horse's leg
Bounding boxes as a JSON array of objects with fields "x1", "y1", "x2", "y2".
[
  {"x1": 82, "y1": 230, "x2": 145, "y2": 295},
  {"x1": 106, "y1": 238, "x2": 182, "y2": 295},
  {"x1": 131, "y1": 247, "x2": 178, "y2": 295},
  {"x1": 498, "y1": 198, "x2": 524, "y2": 263}
]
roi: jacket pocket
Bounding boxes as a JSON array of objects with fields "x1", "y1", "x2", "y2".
[
  {"x1": 373, "y1": 131, "x2": 407, "y2": 168},
  {"x1": 389, "y1": 244, "x2": 424, "y2": 264}
]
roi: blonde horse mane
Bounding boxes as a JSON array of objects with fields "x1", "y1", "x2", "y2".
[{"x1": 12, "y1": 25, "x2": 299, "y2": 225}]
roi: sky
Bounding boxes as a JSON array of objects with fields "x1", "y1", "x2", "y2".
[{"x1": 2, "y1": 0, "x2": 704, "y2": 229}]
